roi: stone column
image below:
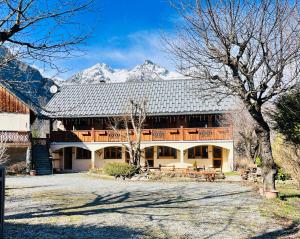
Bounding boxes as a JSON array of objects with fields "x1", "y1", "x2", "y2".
[
  {"x1": 180, "y1": 148, "x2": 184, "y2": 164},
  {"x1": 227, "y1": 143, "x2": 234, "y2": 171},
  {"x1": 91, "y1": 150, "x2": 95, "y2": 169}
]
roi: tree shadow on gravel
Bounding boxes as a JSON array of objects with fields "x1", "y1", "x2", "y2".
[
  {"x1": 8, "y1": 187, "x2": 294, "y2": 238},
  {"x1": 6, "y1": 185, "x2": 56, "y2": 190},
  {"x1": 5, "y1": 222, "x2": 145, "y2": 239},
  {"x1": 5, "y1": 189, "x2": 251, "y2": 220},
  {"x1": 249, "y1": 222, "x2": 299, "y2": 239}
]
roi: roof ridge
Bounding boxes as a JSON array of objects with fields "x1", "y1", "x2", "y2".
[{"x1": 60, "y1": 78, "x2": 197, "y2": 88}]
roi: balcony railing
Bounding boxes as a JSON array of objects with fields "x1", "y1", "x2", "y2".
[
  {"x1": 50, "y1": 127, "x2": 233, "y2": 143},
  {"x1": 0, "y1": 131, "x2": 30, "y2": 144}
]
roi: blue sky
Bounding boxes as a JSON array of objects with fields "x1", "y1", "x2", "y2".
[{"x1": 49, "y1": 0, "x2": 179, "y2": 79}]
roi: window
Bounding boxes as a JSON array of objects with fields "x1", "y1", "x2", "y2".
[
  {"x1": 76, "y1": 148, "x2": 91, "y2": 159},
  {"x1": 188, "y1": 146, "x2": 208, "y2": 159},
  {"x1": 213, "y1": 147, "x2": 222, "y2": 159},
  {"x1": 157, "y1": 146, "x2": 177, "y2": 158},
  {"x1": 104, "y1": 147, "x2": 122, "y2": 159}
]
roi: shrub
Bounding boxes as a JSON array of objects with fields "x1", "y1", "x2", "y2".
[
  {"x1": 275, "y1": 166, "x2": 291, "y2": 181},
  {"x1": 103, "y1": 162, "x2": 136, "y2": 178},
  {"x1": 255, "y1": 157, "x2": 262, "y2": 167},
  {"x1": 7, "y1": 161, "x2": 27, "y2": 175},
  {"x1": 273, "y1": 135, "x2": 300, "y2": 188}
]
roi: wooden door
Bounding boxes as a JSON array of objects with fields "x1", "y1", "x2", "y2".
[{"x1": 64, "y1": 147, "x2": 73, "y2": 170}]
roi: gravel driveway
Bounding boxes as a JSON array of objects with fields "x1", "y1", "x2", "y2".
[{"x1": 4, "y1": 174, "x2": 287, "y2": 239}]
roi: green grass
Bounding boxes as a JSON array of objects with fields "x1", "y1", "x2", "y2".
[
  {"x1": 224, "y1": 171, "x2": 240, "y2": 176},
  {"x1": 260, "y1": 181, "x2": 300, "y2": 224},
  {"x1": 87, "y1": 169, "x2": 115, "y2": 180}
]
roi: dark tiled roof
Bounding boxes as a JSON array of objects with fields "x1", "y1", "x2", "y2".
[{"x1": 44, "y1": 79, "x2": 235, "y2": 118}]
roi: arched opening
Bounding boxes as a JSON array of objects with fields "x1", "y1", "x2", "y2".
[
  {"x1": 93, "y1": 146, "x2": 124, "y2": 169},
  {"x1": 142, "y1": 145, "x2": 180, "y2": 168},
  {"x1": 52, "y1": 146, "x2": 91, "y2": 172},
  {"x1": 185, "y1": 145, "x2": 227, "y2": 171}
]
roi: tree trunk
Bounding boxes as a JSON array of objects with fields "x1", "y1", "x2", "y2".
[
  {"x1": 248, "y1": 105, "x2": 276, "y2": 193},
  {"x1": 255, "y1": 127, "x2": 276, "y2": 192}
]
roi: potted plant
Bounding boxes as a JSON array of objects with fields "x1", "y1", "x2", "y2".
[
  {"x1": 264, "y1": 190, "x2": 279, "y2": 199},
  {"x1": 193, "y1": 161, "x2": 198, "y2": 171},
  {"x1": 29, "y1": 169, "x2": 36, "y2": 176}
]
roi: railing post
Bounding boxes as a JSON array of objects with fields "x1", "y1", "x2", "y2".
[
  {"x1": 91, "y1": 128, "x2": 95, "y2": 142},
  {"x1": 180, "y1": 126, "x2": 184, "y2": 141}
]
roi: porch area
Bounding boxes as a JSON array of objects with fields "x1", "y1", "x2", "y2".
[{"x1": 50, "y1": 143, "x2": 234, "y2": 173}]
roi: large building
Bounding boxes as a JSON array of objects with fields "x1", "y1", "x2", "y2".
[
  {"x1": 0, "y1": 80, "x2": 53, "y2": 174},
  {"x1": 0, "y1": 82, "x2": 34, "y2": 165},
  {"x1": 45, "y1": 79, "x2": 235, "y2": 172}
]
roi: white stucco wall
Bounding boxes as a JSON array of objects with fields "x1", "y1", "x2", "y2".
[
  {"x1": 51, "y1": 140, "x2": 234, "y2": 172},
  {"x1": 0, "y1": 113, "x2": 30, "y2": 131}
]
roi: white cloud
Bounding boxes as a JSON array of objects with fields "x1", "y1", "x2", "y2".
[
  {"x1": 39, "y1": 30, "x2": 177, "y2": 79},
  {"x1": 80, "y1": 30, "x2": 176, "y2": 70}
]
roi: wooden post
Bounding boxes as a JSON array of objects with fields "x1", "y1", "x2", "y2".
[
  {"x1": 180, "y1": 126, "x2": 184, "y2": 141},
  {"x1": 91, "y1": 128, "x2": 95, "y2": 142},
  {"x1": 208, "y1": 115, "x2": 213, "y2": 127}
]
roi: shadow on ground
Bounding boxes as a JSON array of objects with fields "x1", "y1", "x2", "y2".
[
  {"x1": 249, "y1": 222, "x2": 299, "y2": 239},
  {"x1": 5, "y1": 222, "x2": 145, "y2": 239},
  {"x1": 6, "y1": 189, "x2": 249, "y2": 220},
  {"x1": 5, "y1": 184, "x2": 300, "y2": 238}
]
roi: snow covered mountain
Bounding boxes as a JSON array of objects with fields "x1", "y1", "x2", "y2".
[{"x1": 62, "y1": 60, "x2": 183, "y2": 85}]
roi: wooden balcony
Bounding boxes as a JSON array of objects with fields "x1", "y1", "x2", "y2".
[
  {"x1": 0, "y1": 131, "x2": 31, "y2": 146},
  {"x1": 50, "y1": 127, "x2": 233, "y2": 143}
]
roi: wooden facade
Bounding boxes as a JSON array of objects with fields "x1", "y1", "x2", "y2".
[
  {"x1": 51, "y1": 126, "x2": 232, "y2": 142},
  {"x1": 0, "y1": 85, "x2": 30, "y2": 114},
  {"x1": 51, "y1": 114, "x2": 232, "y2": 143},
  {"x1": 0, "y1": 85, "x2": 32, "y2": 145}
]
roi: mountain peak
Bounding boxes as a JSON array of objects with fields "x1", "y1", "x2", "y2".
[
  {"x1": 61, "y1": 60, "x2": 184, "y2": 85},
  {"x1": 91, "y1": 63, "x2": 114, "y2": 73},
  {"x1": 144, "y1": 59, "x2": 154, "y2": 65}
]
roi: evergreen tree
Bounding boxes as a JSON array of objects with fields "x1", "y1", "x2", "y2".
[{"x1": 272, "y1": 88, "x2": 300, "y2": 145}]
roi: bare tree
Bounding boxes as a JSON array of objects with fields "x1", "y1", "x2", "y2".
[
  {"x1": 167, "y1": 0, "x2": 300, "y2": 193},
  {"x1": 110, "y1": 99, "x2": 147, "y2": 169},
  {"x1": 221, "y1": 103, "x2": 260, "y2": 168},
  {"x1": 0, "y1": 137, "x2": 8, "y2": 166},
  {"x1": 0, "y1": 0, "x2": 94, "y2": 74}
]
